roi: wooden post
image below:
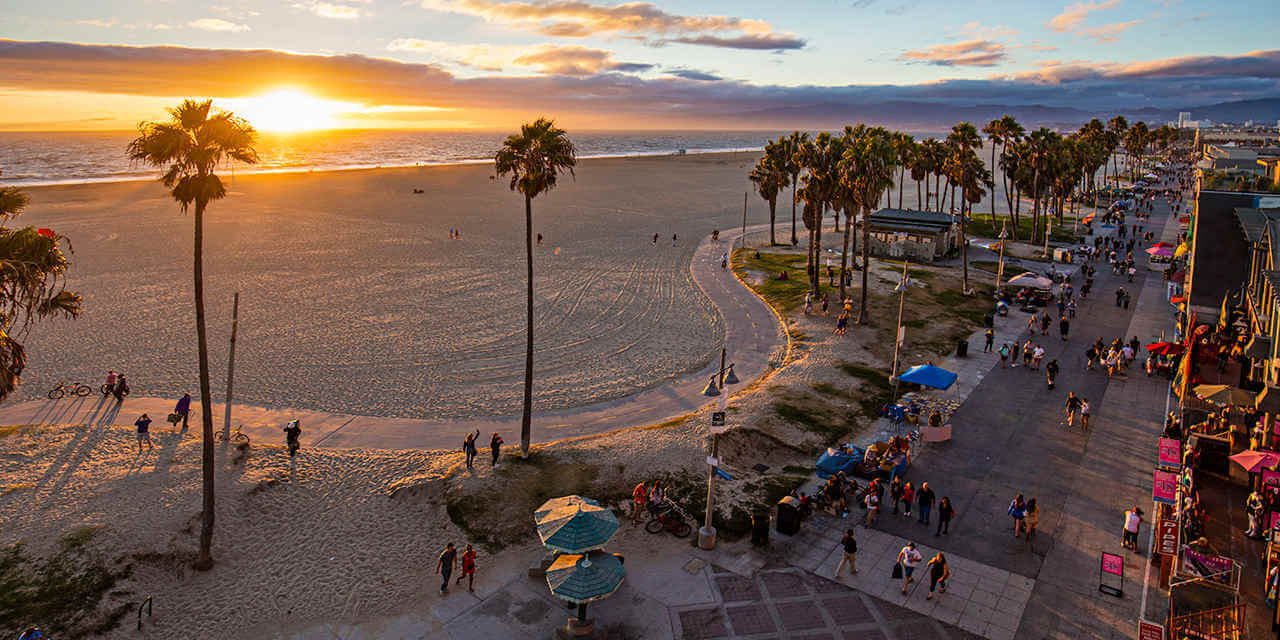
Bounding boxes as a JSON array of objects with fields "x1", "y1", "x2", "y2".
[
  {"x1": 741, "y1": 191, "x2": 748, "y2": 251},
  {"x1": 222, "y1": 292, "x2": 239, "y2": 442}
]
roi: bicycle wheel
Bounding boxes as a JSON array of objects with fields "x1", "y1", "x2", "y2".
[
  {"x1": 644, "y1": 518, "x2": 666, "y2": 534},
  {"x1": 74, "y1": 384, "x2": 91, "y2": 397},
  {"x1": 672, "y1": 521, "x2": 693, "y2": 538},
  {"x1": 100, "y1": 384, "x2": 111, "y2": 397},
  {"x1": 48, "y1": 388, "x2": 64, "y2": 400},
  {"x1": 232, "y1": 433, "x2": 250, "y2": 446}
]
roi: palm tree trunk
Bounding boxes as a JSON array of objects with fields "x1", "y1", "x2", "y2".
[
  {"x1": 790, "y1": 179, "x2": 799, "y2": 245},
  {"x1": 990, "y1": 141, "x2": 998, "y2": 223},
  {"x1": 194, "y1": 198, "x2": 216, "y2": 571},
  {"x1": 812, "y1": 205, "x2": 824, "y2": 295},
  {"x1": 769, "y1": 198, "x2": 777, "y2": 245},
  {"x1": 521, "y1": 193, "x2": 534, "y2": 456},
  {"x1": 840, "y1": 210, "x2": 851, "y2": 301},
  {"x1": 857, "y1": 205, "x2": 871, "y2": 324},
  {"x1": 961, "y1": 198, "x2": 969, "y2": 293},
  {"x1": 916, "y1": 179, "x2": 922, "y2": 211},
  {"x1": 898, "y1": 168, "x2": 905, "y2": 208}
]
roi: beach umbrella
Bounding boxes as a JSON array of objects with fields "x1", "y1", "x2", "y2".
[
  {"x1": 1170, "y1": 296, "x2": 1187, "y2": 304},
  {"x1": 1229, "y1": 450, "x2": 1280, "y2": 473},
  {"x1": 1082, "y1": 213, "x2": 1096, "y2": 224},
  {"x1": 1193, "y1": 384, "x2": 1254, "y2": 406},
  {"x1": 896, "y1": 364, "x2": 958, "y2": 390},
  {"x1": 1146, "y1": 246, "x2": 1174, "y2": 258},
  {"x1": 1007, "y1": 272, "x2": 1054, "y2": 289},
  {"x1": 534, "y1": 495, "x2": 619, "y2": 553},
  {"x1": 1150, "y1": 242, "x2": 1175, "y2": 249},
  {"x1": 545, "y1": 550, "x2": 626, "y2": 604}
]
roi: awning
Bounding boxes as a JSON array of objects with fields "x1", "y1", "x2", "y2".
[
  {"x1": 1245, "y1": 335, "x2": 1272, "y2": 360},
  {"x1": 1193, "y1": 384, "x2": 1255, "y2": 406},
  {"x1": 1257, "y1": 385, "x2": 1280, "y2": 413},
  {"x1": 896, "y1": 364, "x2": 958, "y2": 390}
]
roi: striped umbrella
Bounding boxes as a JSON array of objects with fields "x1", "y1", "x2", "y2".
[
  {"x1": 546, "y1": 550, "x2": 626, "y2": 604},
  {"x1": 534, "y1": 495, "x2": 619, "y2": 554}
]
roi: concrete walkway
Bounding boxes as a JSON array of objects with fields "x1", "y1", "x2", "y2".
[{"x1": 0, "y1": 226, "x2": 786, "y2": 451}]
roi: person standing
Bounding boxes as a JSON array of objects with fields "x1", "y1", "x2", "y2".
[
  {"x1": 999, "y1": 343, "x2": 1009, "y2": 368},
  {"x1": 436, "y1": 542, "x2": 457, "y2": 595},
  {"x1": 984, "y1": 329, "x2": 994, "y2": 353},
  {"x1": 925, "y1": 552, "x2": 950, "y2": 600},
  {"x1": 889, "y1": 477, "x2": 904, "y2": 515},
  {"x1": 1023, "y1": 498, "x2": 1040, "y2": 541},
  {"x1": 456, "y1": 543, "x2": 478, "y2": 592},
  {"x1": 896, "y1": 542, "x2": 923, "y2": 594},
  {"x1": 917, "y1": 482, "x2": 935, "y2": 525},
  {"x1": 113, "y1": 374, "x2": 129, "y2": 402},
  {"x1": 463, "y1": 430, "x2": 478, "y2": 469},
  {"x1": 1032, "y1": 345, "x2": 1045, "y2": 370},
  {"x1": 1065, "y1": 392, "x2": 1081, "y2": 428},
  {"x1": 631, "y1": 481, "x2": 648, "y2": 524},
  {"x1": 864, "y1": 486, "x2": 880, "y2": 527},
  {"x1": 649, "y1": 480, "x2": 665, "y2": 512},
  {"x1": 835, "y1": 529, "x2": 858, "y2": 575},
  {"x1": 284, "y1": 419, "x2": 302, "y2": 458},
  {"x1": 822, "y1": 293, "x2": 830, "y2": 315},
  {"x1": 135, "y1": 413, "x2": 153, "y2": 453},
  {"x1": 1247, "y1": 490, "x2": 1264, "y2": 538},
  {"x1": 935, "y1": 497, "x2": 954, "y2": 536},
  {"x1": 1059, "y1": 316, "x2": 1070, "y2": 341},
  {"x1": 1122, "y1": 507, "x2": 1144, "y2": 552},
  {"x1": 174, "y1": 393, "x2": 191, "y2": 431},
  {"x1": 1010, "y1": 342, "x2": 1021, "y2": 368},
  {"x1": 901, "y1": 482, "x2": 914, "y2": 518},
  {"x1": 1008, "y1": 493, "x2": 1027, "y2": 537},
  {"x1": 1081, "y1": 399, "x2": 1092, "y2": 431},
  {"x1": 1045, "y1": 359, "x2": 1059, "y2": 390},
  {"x1": 489, "y1": 432, "x2": 504, "y2": 468}
]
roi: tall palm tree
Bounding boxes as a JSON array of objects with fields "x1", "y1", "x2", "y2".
[
  {"x1": 797, "y1": 133, "x2": 843, "y2": 295},
  {"x1": 1106, "y1": 115, "x2": 1128, "y2": 186},
  {"x1": 983, "y1": 115, "x2": 1023, "y2": 222},
  {"x1": 495, "y1": 118, "x2": 577, "y2": 459},
  {"x1": 1125, "y1": 121, "x2": 1150, "y2": 182},
  {"x1": 783, "y1": 131, "x2": 810, "y2": 246},
  {"x1": 750, "y1": 147, "x2": 787, "y2": 246},
  {"x1": 909, "y1": 145, "x2": 928, "y2": 211},
  {"x1": 892, "y1": 132, "x2": 915, "y2": 209},
  {"x1": 128, "y1": 99, "x2": 258, "y2": 570},
  {"x1": 840, "y1": 127, "x2": 896, "y2": 322},
  {"x1": 0, "y1": 175, "x2": 82, "y2": 401}
]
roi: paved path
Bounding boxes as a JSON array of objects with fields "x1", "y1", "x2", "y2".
[{"x1": 0, "y1": 226, "x2": 786, "y2": 450}]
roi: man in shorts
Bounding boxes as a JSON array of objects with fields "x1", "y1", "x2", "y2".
[{"x1": 135, "y1": 413, "x2": 153, "y2": 453}]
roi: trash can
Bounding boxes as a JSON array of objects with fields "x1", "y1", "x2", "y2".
[
  {"x1": 751, "y1": 512, "x2": 771, "y2": 547},
  {"x1": 776, "y1": 496, "x2": 801, "y2": 536},
  {"x1": 956, "y1": 339, "x2": 969, "y2": 357}
]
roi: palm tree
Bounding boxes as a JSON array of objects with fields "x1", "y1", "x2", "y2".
[
  {"x1": 892, "y1": 132, "x2": 915, "y2": 209},
  {"x1": 956, "y1": 153, "x2": 992, "y2": 293},
  {"x1": 495, "y1": 118, "x2": 577, "y2": 459},
  {"x1": 983, "y1": 115, "x2": 1023, "y2": 223},
  {"x1": 750, "y1": 147, "x2": 787, "y2": 246},
  {"x1": 797, "y1": 133, "x2": 843, "y2": 295},
  {"x1": 1125, "y1": 121, "x2": 1150, "y2": 182},
  {"x1": 783, "y1": 131, "x2": 809, "y2": 246},
  {"x1": 909, "y1": 145, "x2": 928, "y2": 211},
  {"x1": 839, "y1": 127, "x2": 897, "y2": 322},
  {"x1": 128, "y1": 99, "x2": 258, "y2": 570},
  {"x1": 1107, "y1": 115, "x2": 1128, "y2": 186}
]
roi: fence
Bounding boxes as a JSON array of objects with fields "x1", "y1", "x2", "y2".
[{"x1": 1168, "y1": 603, "x2": 1246, "y2": 639}]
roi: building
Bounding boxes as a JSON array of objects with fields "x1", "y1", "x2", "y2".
[
  {"x1": 1199, "y1": 145, "x2": 1265, "y2": 176},
  {"x1": 864, "y1": 209, "x2": 957, "y2": 262},
  {"x1": 1186, "y1": 191, "x2": 1266, "y2": 318},
  {"x1": 1179, "y1": 112, "x2": 1192, "y2": 128}
]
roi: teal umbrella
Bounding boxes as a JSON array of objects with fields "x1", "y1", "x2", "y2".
[
  {"x1": 546, "y1": 550, "x2": 626, "y2": 604},
  {"x1": 534, "y1": 495, "x2": 619, "y2": 553}
]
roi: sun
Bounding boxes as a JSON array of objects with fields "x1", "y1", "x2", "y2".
[{"x1": 223, "y1": 89, "x2": 355, "y2": 132}]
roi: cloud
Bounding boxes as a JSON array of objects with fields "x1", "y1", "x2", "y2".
[
  {"x1": 665, "y1": 68, "x2": 722, "y2": 81},
  {"x1": 511, "y1": 45, "x2": 652, "y2": 75},
  {"x1": 1047, "y1": 0, "x2": 1118, "y2": 32},
  {"x1": 187, "y1": 18, "x2": 251, "y2": 32},
  {"x1": 75, "y1": 19, "x2": 119, "y2": 28},
  {"x1": 292, "y1": 1, "x2": 363, "y2": 19},
  {"x1": 421, "y1": 0, "x2": 805, "y2": 50},
  {"x1": 387, "y1": 39, "x2": 649, "y2": 76},
  {"x1": 898, "y1": 39, "x2": 1009, "y2": 67},
  {"x1": 1078, "y1": 19, "x2": 1141, "y2": 42},
  {"x1": 947, "y1": 22, "x2": 1020, "y2": 40}
]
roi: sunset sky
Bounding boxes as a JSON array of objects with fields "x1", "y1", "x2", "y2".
[{"x1": 1, "y1": 0, "x2": 1278, "y2": 130}]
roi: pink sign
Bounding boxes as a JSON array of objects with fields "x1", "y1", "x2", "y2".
[
  {"x1": 1153, "y1": 469, "x2": 1178, "y2": 505},
  {"x1": 1158, "y1": 438, "x2": 1181, "y2": 468},
  {"x1": 1101, "y1": 552, "x2": 1125, "y2": 576}
]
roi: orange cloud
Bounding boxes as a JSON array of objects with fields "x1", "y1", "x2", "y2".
[
  {"x1": 898, "y1": 39, "x2": 1009, "y2": 67},
  {"x1": 387, "y1": 39, "x2": 650, "y2": 75},
  {"x1": 1078, "y1": 20, "x2": 1142, "y2": 42},
  {"x1": 1047, "y1": 0, "x2": 1117, "y2": 33}
]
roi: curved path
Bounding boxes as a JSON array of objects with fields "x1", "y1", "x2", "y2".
[{"x1": 2, "y1": 226, "x2": 787, "y2": 451}]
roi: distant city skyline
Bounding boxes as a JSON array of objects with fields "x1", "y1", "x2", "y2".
[{"x1": 1, "y1": 0, "x2": 1278, "y2": 130}]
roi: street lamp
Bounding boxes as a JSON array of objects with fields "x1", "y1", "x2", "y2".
[
  {"x1": 995, "y1": 222, "x2": 1009, "y2": 297},
  {"x1": 699, "y1": 347, "x2": 737, "y2": 550}
]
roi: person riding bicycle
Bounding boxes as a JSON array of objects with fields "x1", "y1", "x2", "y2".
[
  {"x1": 283, "y1": 419, "x2": 302, "y2": 457},
  {"x1": 105, "y1": 369, "x2": 117, "y2": 390}
]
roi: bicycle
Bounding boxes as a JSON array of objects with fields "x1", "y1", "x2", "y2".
[
  {"x1": 48, "y1": 381, "x2": 92, "y2": 399},
  {"x1": 645, "y1": 499, "x2": 693, "y2": 538},
  {"x1": 214, "y1": 424, "x2": 250, "y2": 446}
]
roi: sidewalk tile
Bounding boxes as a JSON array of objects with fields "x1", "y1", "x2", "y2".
[
  {"x1": 993, "y1": 595, "x2": 1026, "y2": 618},
  {"x1": 967, "y1": 586, "x2": 1000, "y2": 609},
  {"x1": 840, "y1": 629, "x2": 887, "y2": 640},
  {"x1": 931, "y1": 599, "x2": 965, "y2": 625},
  {"x1": 762, "y1": 571, "x2": 809, "y2": 599},
  {"x1": 776, "y1": 600, "x2": 826, "y2": 631},
  {"x1": 986, "y1": 623, "x2": 1017, "y2": 640},
  {"x1": 822, "y1": 594, "x2": 871, "y2": 625},
  {"x1": 725, "y1": 604, "x2": 775, "y2": 635},
  {"x1": 714, "y1": 574, "x2": 760, "y2": 602},
  {"x1": 678, "y1": 608, "x2": 727, "y2": 640}
]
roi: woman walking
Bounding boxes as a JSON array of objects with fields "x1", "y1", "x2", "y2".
[
  {"x1": 935, "y1": 496, "x2": 954, "y2": 536},
  {"x1": 835, "y1": 529, "x2": 858, "y2": 575},
  {"x1": 925, "y1": 553, "x2": 950, "y2": 600},
  {"x1": 895, "y1": 542, "x2": 923, "y2": 594},
  {"x1": 1023, "y1": 498, "x2": 1040, "y2": 542},
  {"x1": 902, "y1": 482, "x2": 915, "y2": 518},
  {"x1": 1008, "y1": 493, "x2": 1027, "y2": 537}
]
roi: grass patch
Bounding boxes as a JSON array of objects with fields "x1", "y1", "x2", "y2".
[
  {"x1": 967, "y1": 216, "x2": 1081, "y2": 244},
  {"x1": 837, "y1": 362, "x2": 891, "y2": 390},
  {"x1": 930, "y1": 289, "x2": 992, "y2": 326},
  {"x1": 0, "y1": 527, "x2": 133, "y2": 639},
  {"x1": 731, "y1": 250, "x2": 841, "y2": 313},
  {"x1": 906, "y1": 268, "x2": 936, "y2": 281}
]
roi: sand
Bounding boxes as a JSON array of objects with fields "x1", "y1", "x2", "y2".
[{"x1": 14, "y1": 152, "x2": 766, "y2": 419}]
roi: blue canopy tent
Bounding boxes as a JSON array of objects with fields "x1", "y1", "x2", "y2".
[{"x1": 895, "y1": 364, "x2": 958, "y2": 390}]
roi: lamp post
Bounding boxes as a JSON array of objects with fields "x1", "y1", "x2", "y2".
[
  {"x1": 698, "y1": 346, "x2": 739, "y2": 550},
  {"x1": 995, "y1": 222, "x2": 1009, "y2": 297}
]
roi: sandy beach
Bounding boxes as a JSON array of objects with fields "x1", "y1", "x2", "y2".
[{"x1": 15, "y1": 152, "x2": 769, "y2": 419}]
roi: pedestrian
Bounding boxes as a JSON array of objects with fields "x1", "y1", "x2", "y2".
[
  {"x1": 925, "y1": 552, "x2": 950, "y2": 599},
  {"x1": 1067, "y1": 298, "x2": 1077, "y2": 318},
  {"x1": 284, "y1": 419, "x2": 302, "y2": 457},
  {"x1": 1032, "y1": 345, "x2": 1044, "y2": 370},
  {"x1": 836, "y1": 529, "x2": 858, "y2": 575},
  {"x1": 174, "y1": 393, "x2": 191, "y2": 430},
  {"x1": 935, "y1": 496, "x2": 954, "y2": 536},
  {"x1": 1022, "y1": 340, "x2": 1033, "y2": 367},
  {"x1": 917, "y1": 482, "x2": 935, "y2": 525},
  {"x1": 901, "y1": 481, "x2": 914, "y2": 518},
  {"x1": 631, "y1": 481, "x2": 648, "y2": 523},
  {"x1": 890, "y1": 476, "x2": 903, "y2": 515},
  {"x1": 1247, "y1": 490, "x2": 1264, "y2": 538},
  {"x1": 895, "y1": 542, "x2": 923, "y2": 593},
  {"x1": 1122, "y1": 507, "x2": 1144, "y2": 552},
  {"x1": 721, "y1": 252, "x2": 728, "y2": 270},
  {"x1": 1046, "y1": 359, "x2": 1059, "y2": 390},
  {"x1": 822, "y1": 293, "x2": 829, "y2": 315},
  {"x1": 135, "y1": 413, "x2": 153, "y2": 453},
  {"x1": 834, "y1": 312, "x2": 849, "y2": 336},
  {"x1": 1023, "y1": 498, "x2": 1040, "y2": 541},
  {"x1": 1008, "y1": 493, "x2": 1026, "y2": 537},
  {"x1": 652, "y1": 233, "x2": 658, "y2": 245},
  {"x1": 537, "y1": 233, "x2": 544, "y2": 246},
  {"x1": 489, "y1": 432, "x2": 503, "y2": 467},
  {"x1": 672, "y1": 233, "x2": 678, "y2": 246},
  {"x1": 1081, "y1": 399, "x2": 1092, "y2": 430},
  {"x1": 864, "y1": 485, "x2": 880, "y2": 527},
  {"x1": 1010, "y1": 341, "x2": 1020, "y2": 367},
  {"x1": 436, "y1": 542, "x2": 457, "y2": 594},
  {"x1": 113, "y1": 373, "x2": 129, "y2": 402},
  {"x1": 984, "y1": 328, "x2": 994, "y2": 353},
  {"x1": 649, "y1": 480, "x2": 665, "y2": 511},
  {"x1": 827, "y1": 264, "x2": 835, "y2": 286},
  {"x1": 804, "y1": 291, "x2": 813, "y2": 314},
  {"x1": 456, "y1": 543, "x2": 477, "y2": 592},
  {"x1": 1085, "y1": 345, "x2": 1097, "y2": 370},
  {"x1": 1123, "y1": 292, "x2": 1130, "y2": 309},
  {"x1": 1065, "y1": 392, "x2": 1081, "y2": 428},
  {"x1": 463, "y1": 429, "x2": 478, "y2": 469},
  {"x1": 1059, "y1": 316, "x2": 1069, "y2": 341},
  {"x1": 998, "y1": 343, "x2": 1009, "y2": 368}
]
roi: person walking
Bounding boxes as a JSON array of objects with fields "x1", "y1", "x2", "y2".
[
  {"x1": 174, "y1": 393, "x2": 191, "y2": 430},
  {"x1": 1247, "y1": 490, "x2": 1265, "y2": 538},
  {"x1": 489, "y1": 432, "x2": 504, "y2": 467},
  {"x1": 1122, "y1": 507, "x2": 1144, "y2": 552},
  {"x1": 1065, "y1": 392, "x2": 1081, "y2": 428},
  {"x1": 917, "y1": 482, "x2": 935, "y2": 525},
  {"x1": 436, "y1": 542, "x2": 457, "y2": 595},
  {"x1": 925, "y1": 552, "x2": 950, "y2": 600},
  {"x1": 1059, "y1": 316, "x2": 1070, "y2": 341},
  {"x1": 1010, "y1": 341, "x2": 1021, "y2": 368},
  {"x1": 649, "y1": 480, "x2": 665, "y2": 512},
  {"x1": 284, "y1": 419, "x2": 302, "y2": 458},
  {"x1": 984, "y1": 328, "x2": 994, "y2": 353},
  {"x1": 901, "y1": 482, "x2": 914, "y2": 518},
  {"x1": 113, "y1": 374, "x2": 129, "y2": 403},
  {"x1": 835, "y1": 529, "x2": 858, "y2": 575},
  {"x1": 1081, "y1": 399, "x2": 1092, "y2": 431},
  {"x1": 1022, "y1": 340, "x2": 1033, "y2": 368},
  {"x1": 456, "y1": 543, "x2": 478, "y2": 592},
  {"x1": 1008, "y1": 493, "x2": 1027, "y2": 537},
  {"x1": 1032, "y1": 345, "x2": 1045, "y2": 370},
  {"x1": 998, "y1": 343, "x2": 1010, "y2": 368},
  {"x1": 631, "y1": 481, "x2": 648, "y2": 524},
  {"x1": 864, "y1": 486, "x2": 880, "y2": 527},
  {"x1": 889, "y1": 477, "x2": 903, "y2": 515},
  {"x1": 463, "y1": 430, "x2": 479, "y2": 469},
  {"x1": 935, "y1": 496, "x2": 954, "y2": 536},
  {"x1": 135, "y1": 413, "x2": 153, "y2": 453},
  {"x1": 895, "y1": 542, "x2": 923, "y2": 594},
  {"x1": 822, "y1": 293, "x2": 830, "y2": 315},
  {"x1": 1045, "y1": 359, "x2": 1060, "y2": 390},
  {"x1": 1024, "y1": 498, "x2": 1040, "y2": 542}
]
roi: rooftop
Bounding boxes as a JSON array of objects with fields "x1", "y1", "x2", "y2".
[{"x1": 869, "y1": 208, "x2": 955, "y2": 228}]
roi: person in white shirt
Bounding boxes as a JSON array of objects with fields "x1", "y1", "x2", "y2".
[
  {"x1": 1122, "y1": 507, "x2": 1143, "y2": 551},
  {"x1": 896, "y1": 542, "x2": 924, "y2": 593}
]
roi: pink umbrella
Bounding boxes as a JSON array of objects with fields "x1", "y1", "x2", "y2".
[
  {"x1": 1146, "y1": 245, "x2": 1174, "y2": 257},
  {"x1": 1230, "y1": 450, "x2": 1280, "y2": 473}
]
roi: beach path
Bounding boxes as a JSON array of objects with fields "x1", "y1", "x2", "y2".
[{"x1": 1, "y1": 226, "x2": 786, "y2": 451}]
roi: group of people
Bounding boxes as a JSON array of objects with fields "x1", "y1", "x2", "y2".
[
  {"x1": 104, "y1": 369, "x2": 130, "y2": 402},
  {"x1": 1085, "y1": 336, "x2": 1143, "y2": 379},
  {"x1": 1007, "y1": 493, "x2": 1042, "y2": 540},
  {"x1": 462, "y1": 429, "x2": 505, "y2": 469}
]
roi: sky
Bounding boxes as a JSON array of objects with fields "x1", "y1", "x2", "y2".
[{"x1": 0, "y1": 0, "x2": 1278, "y2": 130}]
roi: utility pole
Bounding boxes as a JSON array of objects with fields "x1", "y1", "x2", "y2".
[
  {"x1": 996, "y1": 222, "x2": 1009, "y2": 297},
  {"x1": 890, "y1": 260, "x2": 909, "y2": 404},
  {"x1": 222, "y1": 292, "x2": 239, "y2": 442},
  {"x1": 741, "y1": 191, "x2": 748, "y2": 251},
  {"x1": 700, "y1": 347, "x2": 728, "y2": 550}
]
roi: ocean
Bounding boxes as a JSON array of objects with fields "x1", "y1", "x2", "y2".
[{"x1": 0, "y1": 128, "x2": 951, "y2": 187}]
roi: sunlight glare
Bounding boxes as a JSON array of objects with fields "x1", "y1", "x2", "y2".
[{"x1": 222, "y1": 89, "x2": 357, "y2": 132}]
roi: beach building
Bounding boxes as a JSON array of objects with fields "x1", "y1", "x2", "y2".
[{"x1": 864, "y1": 208, "x2": 957, "y2": 263}]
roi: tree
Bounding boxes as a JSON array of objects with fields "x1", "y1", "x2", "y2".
[
  {"x1": 796, "y1": 133, "x2": 844, "y2": 295},
  {"x1": 1106, "y1": 115, "x2": 1128, "y2": 185},
  {"x1": 839, "y1": 127, "x2": 896, "y2": 322},
  {"x1": 128, "y1": 99, "x2": 258, "y2": 570},
  {"x1": 1125, "y1": 121, "x2": 1150, "y2": 182},
  {"x1": 983, "y1": 115, "x2": 1023, "y2": 223},
  {"x1": 782, "y1": 131, "x2": 809, "y2": 246},
  {"x1": 892, "y1": 132, "x2": 915, "y2": 209},
  {"x1": 495, "y1": 118, "x2": 577, "y2": 459},
  {"x1": 749, "y1": 145, "x2": 787, "y2": 246}
]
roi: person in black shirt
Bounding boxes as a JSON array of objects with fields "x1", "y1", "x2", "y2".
[
  {"x1": 436, "y1": 542, "x2": 457, "y2": 594},
  {"x1": 284, "y1": 420, "x2": 302, "y2": 457},
  {"x1": 835, "y1": 529, "x2": 858, "y2": 575}
]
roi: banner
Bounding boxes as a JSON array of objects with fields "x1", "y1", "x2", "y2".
[
  {"x1": 1181, "y1": 549, "x2": 1234, "y2": 584},
  {"x1": 1153, "y1": 469, "x2": 1178, "y2": 505},
  {"x1": 1157, "y1": 519, "x2": 1179, "y2": 556},
  {"x1": 1158, "y1": 438, "x2": 1181, "y2": 468}
]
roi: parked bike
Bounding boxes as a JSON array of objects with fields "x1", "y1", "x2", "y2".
[
  {"x1": 48, "y1": 382, "x2": 92, "y2": 399},
  {"x1": 644, "y1": 499, "x2": 693, "y2": 538}
]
